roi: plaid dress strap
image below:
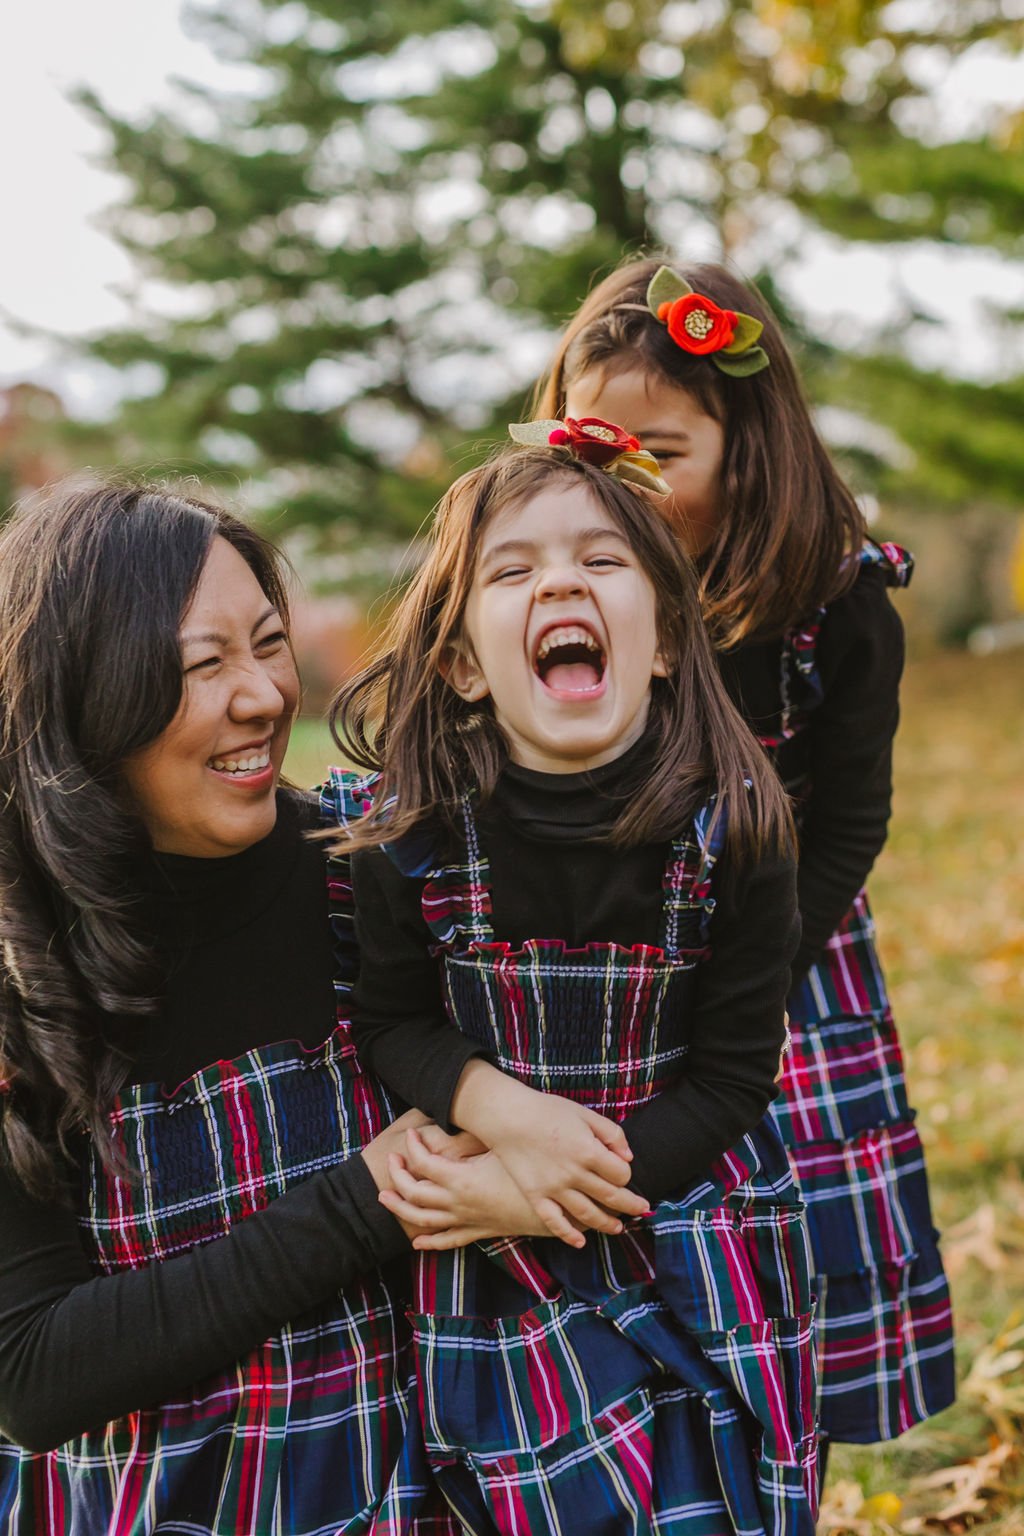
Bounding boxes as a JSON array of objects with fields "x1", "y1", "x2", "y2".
[
  {"x1": 761, "y1": 540, "x2": 914, "y2": 752},
  {"x1": 320, "y1": 765, "x2": 381, "y2": 1044},
  {"x1": 418, "y1": 796, "x2": 495, "y2": 948},
  {"x1": 859, "y1": 539, "x2": 914, "y2": 588},
  {"x1": 660, "y1": 793, "x2": 725, "y2": 953},
  {"x1": 418, "y1": 793, "x2": 723, "y2": 957}
]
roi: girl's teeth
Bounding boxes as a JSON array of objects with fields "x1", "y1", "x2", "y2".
[{"x1": 536, "y1": 627, "x2": 599, "y2": 660}]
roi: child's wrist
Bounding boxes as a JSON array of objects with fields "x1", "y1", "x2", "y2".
[{"x1": 450, "y1": 1059, "x2": 534, "y2": 1140}]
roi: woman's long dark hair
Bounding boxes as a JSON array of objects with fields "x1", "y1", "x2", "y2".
[
  {"x1": 534, "y1": 257, "x2": 866, "y2": 647},
  {"x1": 0, "y1": 479, "x2": 290, "y2": 1199},
  {"x1": 333, "y1": 448, "x2": 791, "y2": 860}
]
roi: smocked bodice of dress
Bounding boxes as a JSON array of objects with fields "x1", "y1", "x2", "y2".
[
  {"x1": 79, "y1": 1025, "x2": 389, "y2": 1275},
  {"x1": 423, "y1": 795, "x2": 722, "y2": 1119}
]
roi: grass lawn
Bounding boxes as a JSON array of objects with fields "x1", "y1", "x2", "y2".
[
  {"x1": 284, "y1": 715, "x2": 344, "y2": 788},
  {"x1": 820, "y1": 648, "x2": 1024, "y2": 1532},
  {"x1": 287, "y1": 649, "x2": 1024, "y2": 1531}
]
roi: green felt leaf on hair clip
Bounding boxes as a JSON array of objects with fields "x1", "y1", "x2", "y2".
[
  {"x1": 646, "y1": 265, "x2": 692, "y2": 318},
  {"x1": 713, "y1": 345, "x2": 770, "y2": 378},
  {"x1": 509, "y1": 420, "x2": 562, "y2": 445},
  {"x1": 721, "y1": 312, "x2": 764, "y2": 354}
]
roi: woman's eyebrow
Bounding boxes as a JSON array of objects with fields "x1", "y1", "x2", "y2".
[
  {"x1": 181, "y1": 607, "x2": 279, "y2": 648},
  {"x1": 251, "y1": 604, "x2": 281, "y2": 635},
  {"x1": 181, "y1": 629, "x2": 228, "y2": 648}
]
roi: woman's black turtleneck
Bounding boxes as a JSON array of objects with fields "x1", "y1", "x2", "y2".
[
  {"x1": 0, "y1": 792, "x2": 405, "y2": 1454},
  {"x1": 351, "y1": 743, "x2": 799, "y2": 1204},
  {"x1": 128, "y1": 790, "x2": 339, "y2": 1088}
]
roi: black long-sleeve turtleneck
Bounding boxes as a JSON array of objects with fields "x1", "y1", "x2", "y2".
[
  {"x1": 351, "y1": 743, "x2": 799, "y2": 1204},
  {"x1": 717, "y1": 561, "x2": 905, "y2": 981},
  {"x1": 0, "y1": 792, "x2": 405, "y2": 1453}
]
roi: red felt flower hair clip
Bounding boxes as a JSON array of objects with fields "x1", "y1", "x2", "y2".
[
  {"x1": 508, "y1": 416, "x2": 670, "y2": 495},
  {"x1": 646, "y1": 266, "x2": 770, "y2": 377}
]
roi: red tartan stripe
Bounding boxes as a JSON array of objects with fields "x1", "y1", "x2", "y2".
[
  {"x1": 795, "y1": 1121, "x2": 924, "y2": 1262},
  {"x1": 485, "y1": 1393, "x2": 658, "y2": 1532},
  {"x1": 221, "y1": 1056, "x2": 267, "y2": 1224},
  {"x1": 702, "y1": 1311, "x2": 818, "y2": 1467},
  {"x1": 775, "y1": 1010, "x2": 909, "y2": 1145},
  {"x1": 788, "y1": 891, "x2": 888, "y2": 1021}
]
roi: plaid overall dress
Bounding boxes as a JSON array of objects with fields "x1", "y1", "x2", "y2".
[
  {"x1": 0, "y1": 814, "x2": 457, "y2": 1536},
  {"x1": 764, "y1": 542, "x2": 956, "y2": 1443},
  {"x1": 344, "y1": 775, "x2": 820, "y2": 1536}
]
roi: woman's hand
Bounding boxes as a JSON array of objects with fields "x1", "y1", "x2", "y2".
[
  {"x1": 449, "y1": 1062, "x2": 650, "y2": 1247},
  {"x1": 378, "y1": 1126, "x2": 553, "y2": 1249},
  {"x1": 359, "y1": 1109, "x2": 435, "y2": 1241}
]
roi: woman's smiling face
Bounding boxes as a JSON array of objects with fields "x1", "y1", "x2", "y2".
[
  {"x1": 445, "y1": 483, "x2": 666, "y2": 774},
  {"x1": 121, "y1": 535, "x2": 299, "y2": 857}
]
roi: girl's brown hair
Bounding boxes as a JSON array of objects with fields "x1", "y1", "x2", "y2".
[
  {"x1": 332, "y1": 447, "x2": 791, "y2": 858},
  {"x1": 0, "y1": 478, "x2": 290, "y2": 1198},
  {"x1": 534, "y1": 257, "x2": 866, "y2": 648}
]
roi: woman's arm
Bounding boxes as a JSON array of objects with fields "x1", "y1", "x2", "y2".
[
  {"x1": 793, "y1": 564, "x2": 904, "y2": 980},
  {"x1": 0, "y1": 1116, "x2": 420, "y2": 1453},
  {"x1": 618, "y1": 846, "x2": 800, "y2": 1206}
]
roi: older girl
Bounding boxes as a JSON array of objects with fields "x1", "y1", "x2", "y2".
[{"x1": 536, "y1": 258, "x2": 956, "y2": 1462}]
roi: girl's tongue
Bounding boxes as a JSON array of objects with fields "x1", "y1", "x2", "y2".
[
  {"x1": 545, "y1": 657, "x2": 603, "y2": 692},
  {"x1": 535, "y1": 632, "x2": 607, "y2": 693}
]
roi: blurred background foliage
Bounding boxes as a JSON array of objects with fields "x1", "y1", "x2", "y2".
[{"x1": 15, "y1": 0, "x2": 1017, "y2": 631}]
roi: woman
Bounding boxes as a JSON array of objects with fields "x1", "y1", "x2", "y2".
[{"x1": 0, "y1": 480, "x2": 535, "y2": 1535}]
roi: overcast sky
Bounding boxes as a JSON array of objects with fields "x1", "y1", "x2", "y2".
[
  {"x1": 2, "y1": 1, "x2": 1023, "y2": 415},
  {"x1": 0, "y1": 2, "x2": 240, "y2": 407}
]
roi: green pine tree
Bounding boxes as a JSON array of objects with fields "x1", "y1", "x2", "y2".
[{"x1": 75, "y1": 0, "x2": 1023, "y2": 571}]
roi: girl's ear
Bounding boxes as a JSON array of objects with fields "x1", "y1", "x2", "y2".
[
  {"x1": 652, "y1": 644, "x2": 670, "y2": 680},
  {"x1": 440, "y1": 640, "x2": 491, "y2": 702}
]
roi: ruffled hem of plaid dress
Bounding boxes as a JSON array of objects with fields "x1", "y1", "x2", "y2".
[
  {"x1": 331, "y1": 769, "x2": 821, "y2": 1536},
  {"x1": 0, "y1": 811, "x2": 459, "y2": 1536},
  {"x1": 769, "y1": 542, "x2": 956, "y2": 1444}
]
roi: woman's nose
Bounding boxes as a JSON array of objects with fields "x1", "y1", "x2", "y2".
[{"x1": 230, "y1": 662, "x2": 287, "y2": 721}]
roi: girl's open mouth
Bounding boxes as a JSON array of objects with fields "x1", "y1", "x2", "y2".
[{"x1": 533, "y1": 625, "x2": 607, "y2": 697}]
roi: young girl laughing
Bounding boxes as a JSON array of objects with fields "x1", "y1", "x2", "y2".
[{"x1": 329, "y1": 436, "x2": 819, "y2": 1535}]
